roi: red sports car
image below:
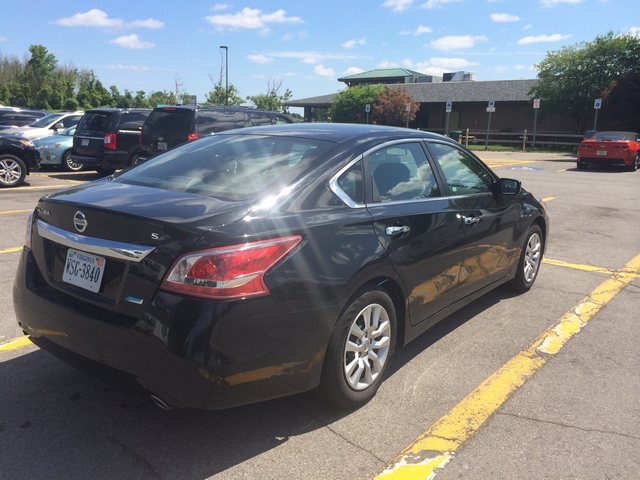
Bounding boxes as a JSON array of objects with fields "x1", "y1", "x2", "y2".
[{"x1": 577, "y1": 131, "x2": 640, "y2": 171}]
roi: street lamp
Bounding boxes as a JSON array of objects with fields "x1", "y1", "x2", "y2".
[{"x1": 220, "y1": 45, "x2": 228, "y2": 107}]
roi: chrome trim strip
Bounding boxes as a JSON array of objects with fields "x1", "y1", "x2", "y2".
[
  {"x1": 329, "y1": 155, "x2": 366, "y2": 209},
  {"x1": 37, "y1": 219, "x2": 155, "y2": 263}
]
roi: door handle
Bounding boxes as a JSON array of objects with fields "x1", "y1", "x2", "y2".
[
  {"x1": 386, "y1": 225, "x2": 410, "y2": 236},
  {"x1": 460, "y1": 215, "x2": 480, "y2": 226}
]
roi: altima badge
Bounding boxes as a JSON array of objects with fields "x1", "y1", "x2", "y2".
[{"x1": 73, "y1": 211, "x2": 87, "y2": 233}]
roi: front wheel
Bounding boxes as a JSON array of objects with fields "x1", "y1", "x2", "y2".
[
  {"x1": 508, "y1": 224, "x2": 544, "y2": 293},
  {"x1": 319, "y1": 289, "x2": 396, "y2": 409},
  {"x1": 0, "y1": 154, "x2": 27, "y2": 187}
]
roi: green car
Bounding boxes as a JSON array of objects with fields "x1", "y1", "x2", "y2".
[{"x1": 33, "y1": 126, "x2": 84, "y2": 171}]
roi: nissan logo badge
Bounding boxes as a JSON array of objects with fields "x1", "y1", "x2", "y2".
[{"x1": 73, "y1": 211, "x2": 88, "y2": 233}]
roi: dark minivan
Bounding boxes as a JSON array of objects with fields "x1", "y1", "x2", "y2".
[
  {"x1": 71, "y1": 108, "x2": 151, "y2": 173},
  {"x1": 139, "y1": 106, "x2": 293, "y2": 160}
]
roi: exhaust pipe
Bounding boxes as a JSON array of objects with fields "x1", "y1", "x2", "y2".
[{"x1": 150, "y1": 394, "x2": 174, "y2": 411}]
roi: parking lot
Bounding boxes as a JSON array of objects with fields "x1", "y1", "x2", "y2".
[{"x1": 1, "y1": 154, "x2": 639, "y2": 479}]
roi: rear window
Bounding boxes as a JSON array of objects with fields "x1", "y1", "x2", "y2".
[
  {"x1": 593, "y1": 132, "x2": 635, "y2": 141},
  {"x1": 145, "y1": 109, "x2": 193, "y2": 135},
  {"x1": 76, "y1": 112, "x2": 112, "y2": 135},
  {"x1": 117, "y1": 134, "x2": 333, "y2": 200}
]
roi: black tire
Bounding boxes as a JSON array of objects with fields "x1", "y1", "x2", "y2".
[
  {"x1": 319, "y1": 289, "x2": 397, "y2": 409},
  {"x1": 627, "y1": 154, "x2": 638, "y2": 172},
  {"x1": 508, "y1": 224, "x2": 544, "y2": 293},
  {"x1": 0, "y1": 154, "x2": 27, "y2": 188},
  {"x1": 576, "y1": 159, "x2": 587, "y2": 170},
  {"x1": 62, "y1": 151, "x2": 84, "y2": 172}
]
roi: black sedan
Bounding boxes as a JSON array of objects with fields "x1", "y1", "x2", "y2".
[
  {"x1": 13, "y1": 124, "x2": 548, "y2": 410},
  {"x1": 0, "y1": 133, "x2": 41, "y2": 187}
]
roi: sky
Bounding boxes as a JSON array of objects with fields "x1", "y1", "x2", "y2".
[{"x1": 1, "y1": 0, "x2": 638, "y2": 114}]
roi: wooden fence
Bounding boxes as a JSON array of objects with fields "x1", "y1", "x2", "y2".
[{"x1": 455, "y1": 128, "x2": 584, "y2": 150}]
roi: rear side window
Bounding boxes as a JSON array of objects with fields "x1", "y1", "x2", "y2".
[
  {"x1": 249, "y1": 112, "x2": 273, "y2": 126},
  {"x1": 118, "y1": 112, "x2": 150, "y2": 130},
  {"x1": 77, "y1": 113, "x2": 112, "y2": 135},
  {"x1": 197, "y1": 111, "x2": 245, "y2": 134},
  {"x1": 145, "y1": 109, "x2": 193, "y2": 134},
  {"x1": 118, "y1": 134, "x2": 333, "y2": 200}
]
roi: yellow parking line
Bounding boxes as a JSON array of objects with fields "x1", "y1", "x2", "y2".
[
  {"x1": 0, "y1": 246, "x2": 23, "y2": 254},
  {"x1": 0, "y1": 336, "x2": 32, "y2": 352},
  {"x1": 375, "y1": 252, "x2": 640, "y2": 479},
  {"x1": 0, "y1": 209, "x2": 33, "y2": 215}
]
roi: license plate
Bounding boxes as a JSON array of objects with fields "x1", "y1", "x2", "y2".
[
  {"x1": 62, "y1": 248, "x2": 105, "y2": 293},
  {"x1": 158, "y1": 142, "x2": 168, "y2": 151},
  {"x1": 82, "y1": 138, "x2": 90, "y2": 146},
  {"x1": 596, "y1": 150, "x2": 608, "y2": 156}
]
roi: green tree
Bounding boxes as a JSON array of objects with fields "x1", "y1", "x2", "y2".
[
  {"x1": 603, "y1": 71, "x2": 640, "y2": 131},
  {"x1": 372, "y1": 86, "x2": 419, "y2": 127},
  {"x1": 26, "y1": 45, "x2": 57, "y2": 107},
  {"x1": 204, "y1": 81, "x2": 243, "y2": 106},
  {"x1": 530, "y1": 32, "x2": 640, "y2": 133},
  {"x1": 329, "y1": 84, "x2": 385, "y2": 123},
  {"x1": 246, "y1": 79, "x2": 293, "y2": 113}
]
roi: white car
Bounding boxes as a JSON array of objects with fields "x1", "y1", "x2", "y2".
[{"x1": 2, "y1": 111, "x2": 83, "y2": 140}]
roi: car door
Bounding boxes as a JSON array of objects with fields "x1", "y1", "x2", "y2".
[
  {"x1": 426, "y1": 141, "x2": 521, "y2": 300},
  {"x1": 366, "y1": 141, "x2": 466, "y2": 326}
]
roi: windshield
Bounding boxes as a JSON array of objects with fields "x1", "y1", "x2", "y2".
[
  {"x1": 118, "y1": 134, "x2": 334, "y2": 201},
  {"x1": 30, "y1": 112, "x2": 65, "y2": 128}
]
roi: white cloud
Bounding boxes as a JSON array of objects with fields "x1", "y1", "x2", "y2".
[
  {"x1": 314, "y1": 65, "x2": 335, "y2": 77},
  {"x1": 382, "y1": 0, "x2": 414, "y2": 12},
  {"x1": 421, "y1": 0, "x2": 461, "y2": 9},
  {"x1": 109, "y1": 34, "x2": 154, "y2": 49},
  {"x1": 377, "y1": 60, "x2": 400, "y2": 68},
  {"x1": 401, "y1": 25, "x2": 433, "y2": 35},
  {"x1": 523, "y1": 24, "x2": 532, "y2": 30},
  {"x1": 212, "y1": 3, "x2": 231, "y2": 11},
  {"x1": 517, "y1": 33, "x2": 571, "y2": 44},
  {"x1": 248, "y1": 55, "x2": 274, "y2": 64},
  {"x1": 205, "y1": 8, "x2": 303, "y2": 32},
  {"x1": 629, "y1": 27, "x2": 640, "y2": 37},
  {"x1": 429, "y1": 35, "x2": 488, "y2": 51},
  {"x1": 0, "y1": 36, "x2": 6, "y2": 42},
  {"x1": 343, "y1": 67, "x2": 365, "y2": 76},
  {"x1": 54, "y1": 9, "x2": 163, "y2": 29},
  {"x1": 342, "y1": 38, "x2": 367, "y2": 49},
  {"x1": 490, "y1": 13, "x2": 520, "y2": 22}
]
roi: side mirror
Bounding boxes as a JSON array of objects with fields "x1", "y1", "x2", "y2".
[
  {"x1": 53, "y1": 122, "x2": 64, "y2": 130},
  {"x1": 496, "y1": 178, "x2": 521, "y2": 196}
]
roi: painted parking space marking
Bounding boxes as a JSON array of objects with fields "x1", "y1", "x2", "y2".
[
  {"x1": 0, "y1": 247, "x2": 22, "y2": 255},
  {"x1": 0, "y1": 209, "x2": 32, "y2": 215},
  {"x1": 375, "y1": 253, "x2": 640, "y2": 480},
  {"x1": 0, "y1": 336, "x2": 32, "y2": 352}
]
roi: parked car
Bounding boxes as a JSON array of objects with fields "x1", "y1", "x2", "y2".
[
  {"x1": 139, "y1": 106, "x2": 293, "y2": 160},
  {"x1": 0, "y1": 133, "x2": 41, "y2": 187},
  {"x1": 0, "y1": 107, "x2": 48, "y2": 131},
  {"x1": 577, "y1": 131, "x2": 640, "y2": 171},
  {"x1": 70, "y1": 108, "x2": 152, "y2": 174},
  {"x1": 13, "y1": 124, "x2": 548, "y2": 410},
  {"x1": 33, "y1": 126, "x2": 84, "y2": 172},
  {"x1": 2, "y1": 111, "x2": 84, "y2": 140}
]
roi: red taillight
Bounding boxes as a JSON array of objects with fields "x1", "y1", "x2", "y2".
[
  {"x1": 187, "y1": 133, "x2": 199, "y2": 142},
  {"x1": 160, "y1": 236, "x2": 302, "y2": 300},
  {"x1": 104, "y1": 133, "x2": 117, "y2": 150}
]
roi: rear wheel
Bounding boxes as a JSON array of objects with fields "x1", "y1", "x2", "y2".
[
  {"x1": 62, "y1": 151, "x2": 84, "y2": 172},
  {"x1": 0, "y1": 154, "x2": 27, "y2": 187},
  {"x1": 319, "y1": 289, "x2": 396, "y2": 409},
  {"x1": 627, "y1": 154, "x2": 638, "y2": 172},
  {"x1": 508, "y1": 224, "x2": 544, "y2": 293},
  {"x1": 576, "y1": 159, "x2": 587, "y2": 170}
]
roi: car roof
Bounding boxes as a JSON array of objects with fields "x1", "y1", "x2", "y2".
[{"x1": 215, "y1": 122, "x2": 455, "y2": 144}]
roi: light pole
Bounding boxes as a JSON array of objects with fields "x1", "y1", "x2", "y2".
[{"x1": 220, "y1": 45, "x2": 228, "y2": 107}]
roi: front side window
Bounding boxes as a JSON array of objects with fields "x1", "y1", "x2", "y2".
[
  {"x1": 369, "y1": 142, "x2": 440, "y2": 203},
  {"x1": 427, "y1": 143, "x2": 493, "y2": 196}
]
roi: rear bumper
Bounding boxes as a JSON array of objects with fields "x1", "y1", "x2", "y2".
[
  {"x1": 578, "y1": 155, "x2": 632, "y2": 166},
  {"x1": 70, "y1": 150, "x2": 132, "y2": 170},
  {"x1": 13, "y1": 247, "x2": 332, "y2": 409}
]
